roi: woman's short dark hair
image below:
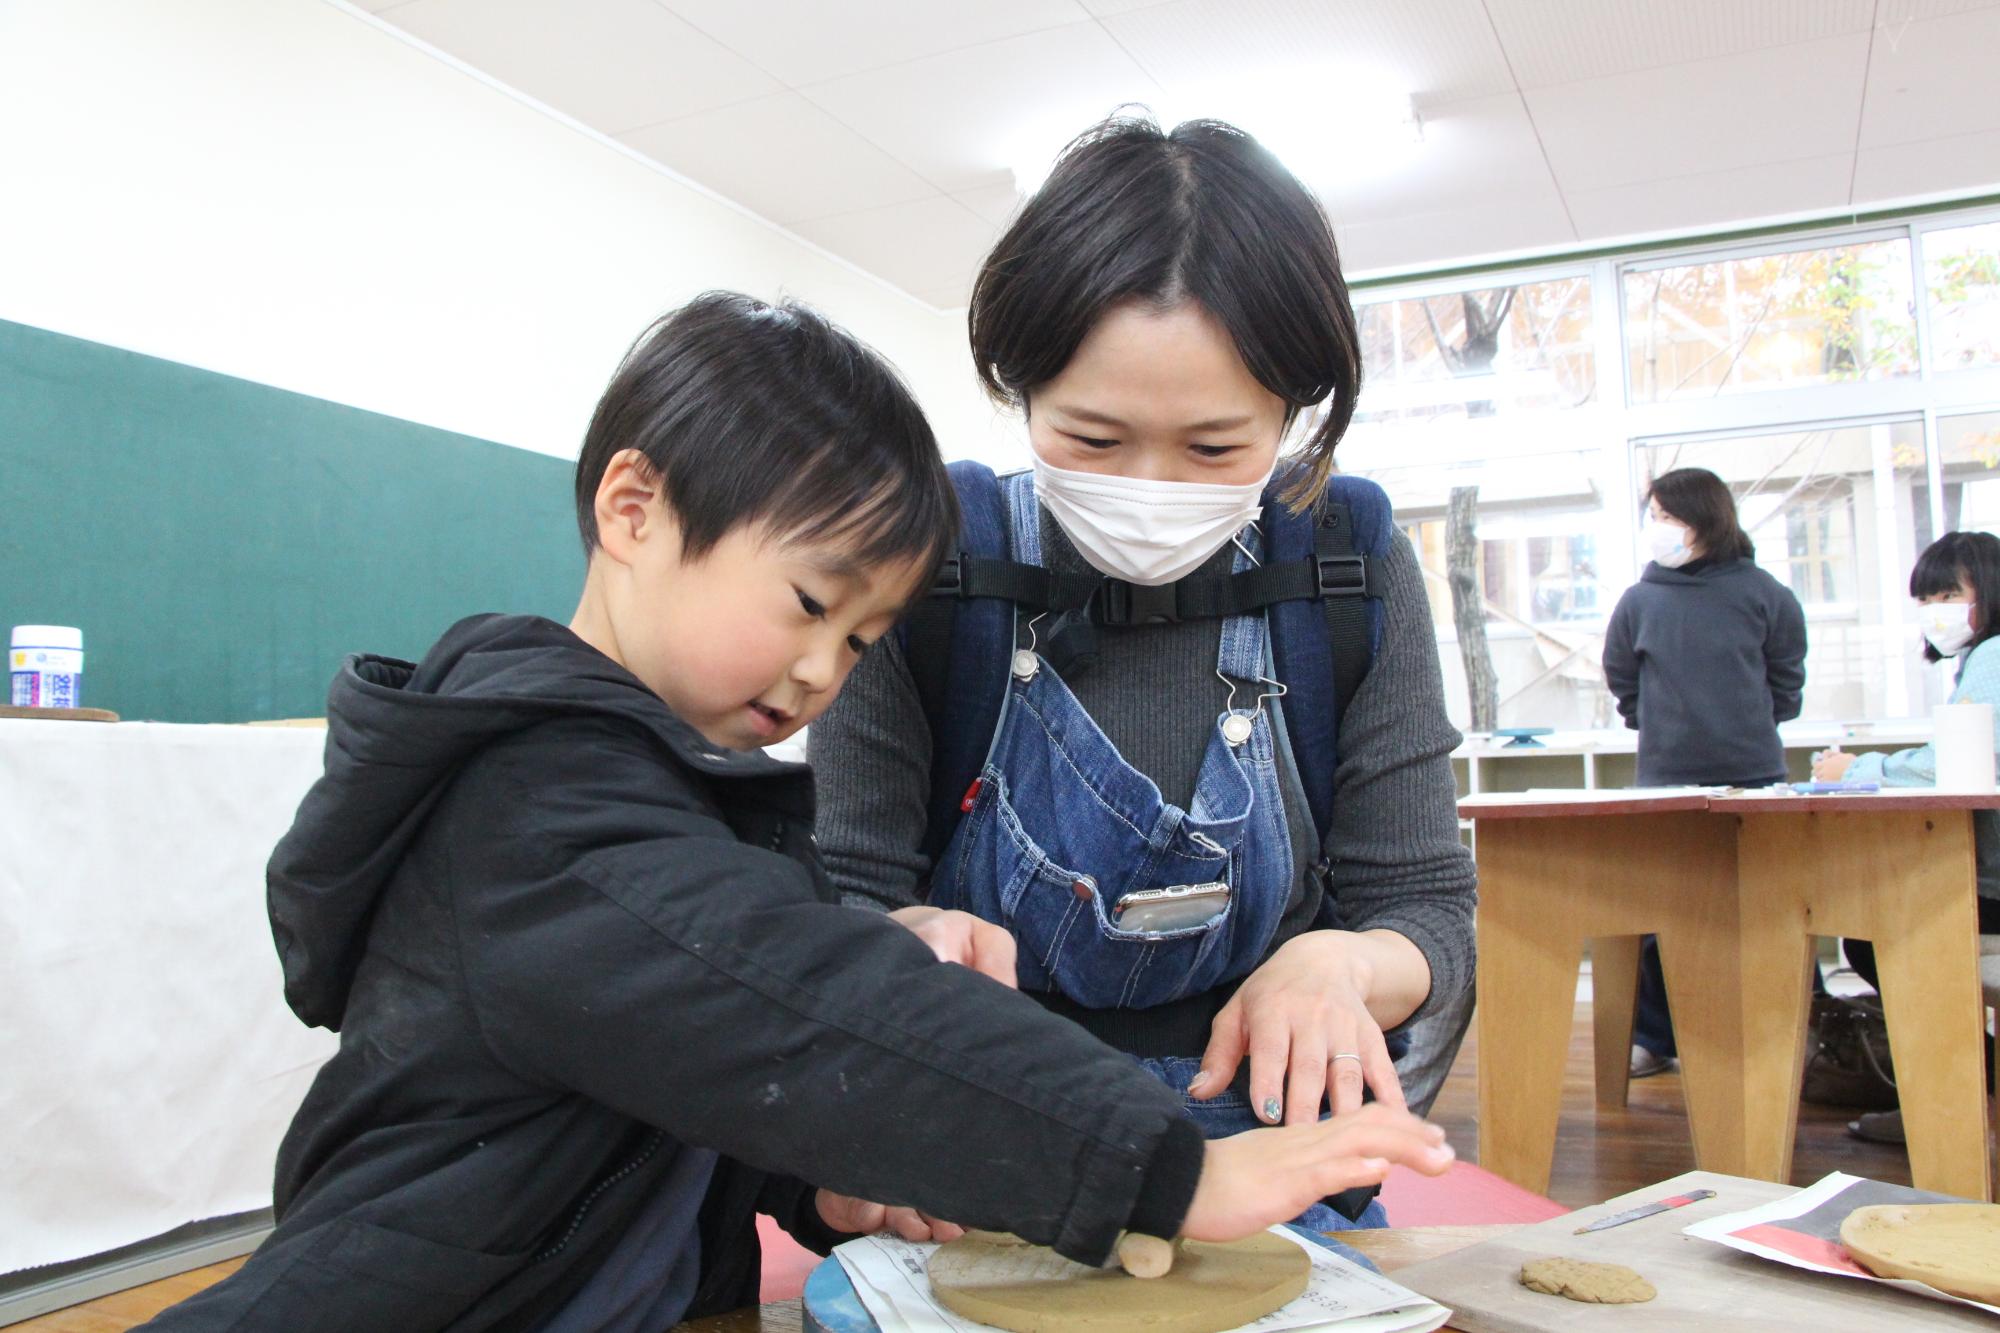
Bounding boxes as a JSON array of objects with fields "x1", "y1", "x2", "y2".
[
  {"x1": 1647, "y1": 468, "x2": 1754, "y2": 562},
  {"x1": 1911, "y1": 530, "x2": 2000, "y2": 662},
  {"x1": 574, "y1": 292, "x2": 955, "y2": 591},
  {"x1": 968, "y1": 113, "x2": 1359, "y2": 510}
]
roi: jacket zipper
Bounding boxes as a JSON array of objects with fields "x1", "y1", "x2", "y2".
[{"x1": 533, "y1": 1128, "x2": 667, "y2": 1263}]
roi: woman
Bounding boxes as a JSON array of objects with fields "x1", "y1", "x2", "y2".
[
  {"x1": 808, "y1": 115, "x2": 1475, "y2": 1231},
  {"x1": 1602, "y1": 467, "x2": 1809, "y2": 1077},
  {"x1": 1814, "y1": 530, "x2": 2000, "y2": 1144}
]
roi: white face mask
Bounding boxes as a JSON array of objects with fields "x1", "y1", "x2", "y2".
[
  {"x1": 1921, "y1": 600, "x2": 1976, "y2": 657},
  {"x1": 1645, "y1": 520, "x2": 1695, "y2": 569},
  {"x1": 1032, "y1": 454, "x2": 1276, "y2": 586}
]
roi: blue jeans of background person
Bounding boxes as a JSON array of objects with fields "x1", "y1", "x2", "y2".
[
  {"x1": 1139, "y1": 1056, "x2": 1390, "y2": 1232},
  {"x1": 1633, "y1": 935, "x2": 1675, "y2": 1059}
]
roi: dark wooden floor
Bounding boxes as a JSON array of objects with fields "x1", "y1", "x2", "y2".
[
  {"x1": 13, "y1": 999, "x2": 1919, "y2": 1331},
  {"x1": 1424, "y1": 997, "x2": 1914, "y2": 1206}
]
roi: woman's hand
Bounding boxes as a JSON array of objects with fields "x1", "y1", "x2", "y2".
[
  {"x1": 888, "y1": 905, "x2": 1019, "y2": 989},
  {"x1": 815, "y1": 1190, "x2": 965, "y2": 1243},
  {"x1": 1179, "y1": 1105, "x2": 1453, "y2": 1241},
  {"x1": 1189, "y1": 931, "x2": 1407, "y2": 1126},
  {"x1": 1812, "y1": 747, "x2": 1855, "y2": 782}
]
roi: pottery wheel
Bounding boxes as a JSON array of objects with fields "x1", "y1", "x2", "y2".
[
  {"x1": 927, "y1": 1231, "x2": 1309, "y2": 1333},
  {"x1": 1840, "y1": 1203, "x2": 2000, "y2": 1305}
]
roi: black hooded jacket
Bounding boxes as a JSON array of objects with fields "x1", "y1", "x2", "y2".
[{"x1": 141, "y1": 615, "x2": 1200, "y2": 1332}]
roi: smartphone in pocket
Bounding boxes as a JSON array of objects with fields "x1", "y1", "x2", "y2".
[{"x1": 1111, "y1": 881, "x2": 1231, "y2": 932}]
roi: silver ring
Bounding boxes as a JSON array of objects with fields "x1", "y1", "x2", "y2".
[{"x1": 1331, "y1": 1052, "x2": 1363, "y2": 1064}]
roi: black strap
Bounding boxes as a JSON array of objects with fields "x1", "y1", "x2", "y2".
[
  {"x1": 1315, "y1": 502, "x2": 1371, "y2": 716},
  {"x1": 930, "y1": 550, "x2": 1381, "y2": 627}
]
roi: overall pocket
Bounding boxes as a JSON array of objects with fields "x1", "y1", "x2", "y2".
[{"x1": 973, "y1": 776, "x2": 1238, "y2": 1009}]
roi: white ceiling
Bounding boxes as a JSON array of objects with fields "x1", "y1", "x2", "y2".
[{"x1": 358, "y1": 0, "x2": 2000, "y2": 309}]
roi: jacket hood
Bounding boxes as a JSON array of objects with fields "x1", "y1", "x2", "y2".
[{"x1": 268, "y1": 613, "x2": 794, "y2": 1030}]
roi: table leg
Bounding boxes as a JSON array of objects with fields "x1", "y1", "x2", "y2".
[
  {"x1": 1590, "y1": 936, "x2": 1642, "y2": 1110},
  {"x1": 1743, "y1": 810, "x2": 1992, "y2": 1201}
]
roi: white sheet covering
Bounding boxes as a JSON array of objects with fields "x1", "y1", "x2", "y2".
[{"x1": 1, "y1": 719, "x2": 336, "y2": 1274}]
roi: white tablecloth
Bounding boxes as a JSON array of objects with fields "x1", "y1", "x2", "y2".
[{"x1": 1, "y1": 720, "x2": 336, "y2": 1274}]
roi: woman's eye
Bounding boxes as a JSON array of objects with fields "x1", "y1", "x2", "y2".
[
  {"x1": 847, "y1": 634, "x2": 870, "y2": 655},
  {"x1": 796, "y1": 589, "x2": 826, "y2": 618},
  {"x1": 1191, "y1": 444, "x2": 1239, "y2": 459},
  {"x1": 1071, "y1": 434, "x2": 1119, "y2": 449}
]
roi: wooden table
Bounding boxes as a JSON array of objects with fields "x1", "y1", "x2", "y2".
[
  {"x1": 1465, "y1": 788, "x2": 1996, "y2": 1202},
  {"x1": 670, "y1": 1227, "x2": 1511, "y2": 1332}
]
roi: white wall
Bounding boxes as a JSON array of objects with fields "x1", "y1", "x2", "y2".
[{"x1": 0, "y1": 0, "x2": 1025, "y2": 466}]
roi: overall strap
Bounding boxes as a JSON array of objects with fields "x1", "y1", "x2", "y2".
[
  {"x1": 1263, "y1": 471, "x2": 1392, "y2": 844},
  {"x1": 902, "y1": 462, "x2": 1015, "y2": 864}
]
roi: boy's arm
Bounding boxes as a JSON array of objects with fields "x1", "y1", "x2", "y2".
[{"x1": 448, "y1": 721, "x2": 1199, "y2": 1267}]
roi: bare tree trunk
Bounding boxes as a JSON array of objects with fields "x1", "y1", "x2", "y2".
[{"x1": 1447, "y1": 486, "x2": 1499, "y2": 731}]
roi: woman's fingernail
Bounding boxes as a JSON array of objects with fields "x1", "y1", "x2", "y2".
[
  {"x1": 1188, "y1": 1071, "x2": 1211, "y2": 1093},
  {"x1": 1262, "y1": 1096, "x2": 1282, "y2": 1122}
]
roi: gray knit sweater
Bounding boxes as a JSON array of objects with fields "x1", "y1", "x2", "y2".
[{"x1": 807, "y1": 504, "x2": 1475, "y2": 1050}]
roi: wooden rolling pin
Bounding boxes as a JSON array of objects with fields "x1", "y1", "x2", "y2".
[{"x1": 1115, "y1": 1232, "x2": 1182, "y2": 1278}]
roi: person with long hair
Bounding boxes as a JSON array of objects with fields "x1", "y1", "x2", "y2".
[
  {"x1": 1602, "y1": 466, "x2": 1808, "y2": 1077},
  {"x1": 1815, "y1": 529, "x2": 2000, "y2": 1143}
]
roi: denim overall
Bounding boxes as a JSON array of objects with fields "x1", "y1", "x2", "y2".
[{"x1": 929, "y1": 474, "x2": 1387, "y2": 1232}]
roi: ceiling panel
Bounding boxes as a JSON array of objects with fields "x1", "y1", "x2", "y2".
[
  {"x1": 1102, "y1": 0, "x2": 1513, "y2": 107},
  {"x1": 387, "y1": 0, "x2": 778, "y2": 134},
  {"x1": 1527, "y1": 34, "x2": 1869, "y2": 195},
  {"x1": 1338, "y1": 189, "x2": 1575, "y2": 274},
  {"x1": 951, "y1": 182, "x2": 1026, "y2": 229},
  {"x1": 658, "y1": 1, "x2": 1094, "y2": 87},
  {"x1": 790, "y1": 196, "x2": 1001, "y2": 299},
  {"x1": 1858, "y1": 6, "x2": 2000, "y2": 146},
  {"x1": 1301, "y1": 92, "x2": 1560, "y2": 227},
  {"x1": 1485, "y1": 0, "x2": 1872, "y2": 89},
  {"x1": 1566, "y1": 153, "x2": 1854, "y2": 240},
  {"x1": 1853, "y1": 127, "x2": 2000, "y2": 200},
  {"x1": 619, "y1": 93, "x2": 938, "y2": 226},
  {"x1": 798, "y1": 23, "x2": 1161, "y2": 194}
]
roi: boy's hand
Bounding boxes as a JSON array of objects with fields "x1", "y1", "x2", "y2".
[
  {"x1": 1812, "y1": 747, "x2": 1855, "y2": 781},
  {"x1": 1179, "y1": 1105, "x2": 1454, "y2": 1242},
  {"x1": 815, "y1": 1189, "x2": 965, "y2": 1243},
  {"x1": 888, "y1": 906, "x2": 1018, "y2": 989}
]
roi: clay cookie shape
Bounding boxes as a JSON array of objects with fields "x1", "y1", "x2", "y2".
[{"x1": 1518, "y1": 1256, "x2": 1657, "y2": 1304}]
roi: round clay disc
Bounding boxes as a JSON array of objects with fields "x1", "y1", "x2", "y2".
[
  {"x1": 928, "y1": 1231, "x2": 1309, "y2": 1333},
  {"x1": 1518, "y1": 1256, "x2": 1656, "y2": 1304},
  {"x1": 1840, "y1": 1203, "x2": 2000, "y2": 1305}
]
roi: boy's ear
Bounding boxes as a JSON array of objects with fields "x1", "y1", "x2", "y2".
[{"x1": 594, "y1": 449, "x2": 668, "y2": 566}]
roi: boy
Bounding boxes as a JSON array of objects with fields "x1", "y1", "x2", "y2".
[{"x1": 144, "y1": 293, "x2": 1452, "y2": 1331}]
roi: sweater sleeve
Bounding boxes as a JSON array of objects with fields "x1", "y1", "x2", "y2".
[
  {"x1": 1850, "y1": 639, "x2": 2000, "y2": 787},
  {"x1": 450, "y1": 721, "x2": 1200, "y2": 1267},
  {"x1": 1317, "y1": 530, "x2": 1477, "y2": 1028},
  {"x1": 806, "y1": 633, "x2": 934, "y2": 912},
  {"x1": 1765, "y1": 583, "x2": 1808, "y2": 724},
  {"x1": 1602, "y1": 591, "x2": 1640, "y2": 729}
]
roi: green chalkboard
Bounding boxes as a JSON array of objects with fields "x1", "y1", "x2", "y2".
[{"x1": 0, "y1": 318, "x2": 582, "y2": 722}]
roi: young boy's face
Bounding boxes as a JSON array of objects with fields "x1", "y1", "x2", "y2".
[{"x1": 582, "y1": 451, "x2": 925, "y2": 751}]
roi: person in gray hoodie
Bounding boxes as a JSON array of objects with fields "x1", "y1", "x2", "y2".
[{"x1": 1602, "y1": 467, "x2": 1808, "y2": 1076}]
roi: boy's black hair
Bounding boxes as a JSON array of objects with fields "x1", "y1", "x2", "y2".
[
  {"x1": 575, "y1": 292, "x2": 956, "y2": 589},
  {"x1": 1648, "y1": 467, "x2": 1755, "y2": 562},
  {"x1": 1911, "y1": 530, "x2": 2000, "y2": 662},
  {"x1": 967, "y1": 112, "x2": 1360, "y2": 510}
]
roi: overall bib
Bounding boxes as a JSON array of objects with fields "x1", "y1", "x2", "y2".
[{"x1": 929, "y1": 474, "x2": 1387, "y2": 1231}]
